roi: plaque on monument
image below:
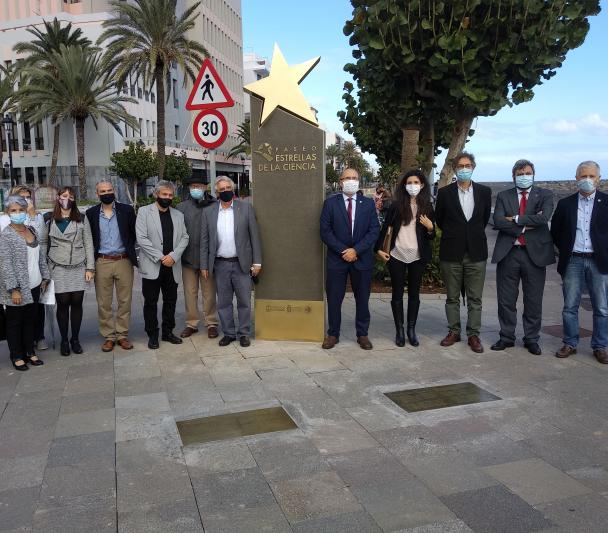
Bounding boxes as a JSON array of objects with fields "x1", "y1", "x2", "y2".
[
  {"x1": 34, "y1": 185, "x2": 58, "y2": 210},
  {"x1": 245, "y1": 45, "x2": 325, "y2": 342}
]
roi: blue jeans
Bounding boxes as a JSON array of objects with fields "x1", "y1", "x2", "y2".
[{"x1": 562, "y1": 255, "x2": 608, "y2": 349}]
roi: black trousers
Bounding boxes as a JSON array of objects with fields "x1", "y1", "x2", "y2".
[
  {"x1": 34, "y1": 303, "x2": 45, "y2": 341},
  {"x1": 142, "y1": 266, "x2": 178, "y2": 337},
  {"x1": 388, "y1": 257, "x2": 425, "y2": 303},
  {"x1": 5, "y1": 286, "x2": 41, "y2": 361}
]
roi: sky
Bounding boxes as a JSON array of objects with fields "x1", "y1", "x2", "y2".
[{"x1": 242, "y1": 0, "x2": 608, "y2": 182}]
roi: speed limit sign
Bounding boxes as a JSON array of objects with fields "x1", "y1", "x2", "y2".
[{"x1": 193, "y1": 109, "x2": 228, "y2": 149}]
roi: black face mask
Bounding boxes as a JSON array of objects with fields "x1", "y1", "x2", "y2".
[
  {"x1": 157, "y1": 197, "x2": 172, "y2": 209},
  {"x1": 219, "y1": 190, "x2": 234, "y2": 203},
  {"x1": 99, "y1": 193, "x2": 115, "y2": 205}
]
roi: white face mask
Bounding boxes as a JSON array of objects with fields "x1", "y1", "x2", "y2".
[
  {"x1": 406, "y1": 184, "x2": 421, "y2": 196},
  {"x1": 342, "y1": 180, "x2": 359, "y2": 195}
]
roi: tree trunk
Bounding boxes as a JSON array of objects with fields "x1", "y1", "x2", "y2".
[
  {"x1": 50, "y1": 123, "x2": 60, "y2": 185},
  {"x1": 438, "y1": 114, "x2": 475, "y2": 188},
  {"x1": 133, "y1": 180, "x2": 138, "y2": 210},
  {"x1": 401, "y1": 126, "x2": 420, "y2": 172},
  {"x1": 419, "y1": 119, "x2": 435, "y2": 184},
  {"x1": 155, "y1": 68, "x2": 166, "y2": 180},
  {"x1": 75, "y1": 117, "x2": 87, "y2": 199},
  {"x1": 123, "y1": 179, "x2": 135, "y2": 209}
]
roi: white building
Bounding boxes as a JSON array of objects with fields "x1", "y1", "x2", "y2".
[
  {"x1": 243, "y1": 51, "x2": 269, "y2": 121},
  {"x1": 0, "y1": 0, "x2": 245, "y2": 196}
]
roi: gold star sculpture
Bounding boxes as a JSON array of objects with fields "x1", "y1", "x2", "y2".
[{"x1": 244, "y1": 43, "x2": 320, "y2": 127}]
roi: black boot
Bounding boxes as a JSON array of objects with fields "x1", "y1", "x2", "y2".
[
  {"x1": 407, "y1": 300, "x2": 420, "y2": 347},
  {"x1": 390, "y1": 300, "x2": 405, "y2": 347}
]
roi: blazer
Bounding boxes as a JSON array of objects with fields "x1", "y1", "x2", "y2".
[
  {"x1": 320, "y1": 193, "x2": 380, "y2": 271},
  {"x1": 550, "y1": 190, "x2": 608, "y2": 275},
  {"x1": 492, "y1": 186, "x2": 555, "y2": 267},
  {"x1": 175, "y1": 195, "x2": 216, "y2": 269},
  {"x1": 0, "y1": 226, "x2": 50, "y2": 306},
  {"x1": 374, "y1": 202, "x2": 436, "y2": 264},
  {"x1": 86, "y1": 202, "x2": 138, "y2": 267},
  {"x1": 46, "y1": 217, "x2": 95, "y2": 270},
  {"x1": 200, "y1": 199, "x2": 262, "y2": 275},
  {"x1": 135, "y1": 203, "x2": 189, "y2": 283},
  {"x1": 435, "y1": 182, "x2": 492, "y2": 262}
]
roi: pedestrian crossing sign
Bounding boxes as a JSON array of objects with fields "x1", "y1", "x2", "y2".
[{"x1": 186, "y1": 58, "x2": 234, "y2": 111}]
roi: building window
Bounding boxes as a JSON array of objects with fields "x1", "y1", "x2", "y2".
[
  {"x1": 175, "y1": 125, "x2": 180, "y2": 140},
  {"x1": 14, "y1": 168, "x2": 22, "y2": 184},
  {"x1": 146, "y1": 120, "x2": 150, "y2": 136},
  {"x1": 137, "y1": 87, "x2": 143, "y2": 99},
  {"x1": 123, "y1": 83, "x2": 128, "y2": 95},
  {"x1": 34, "y1": 122, "x2": 44, "y2": 150},
  {"x1": 172, "y1": 79, "x2": 178, "y2": 108},
  {"x1": 130, "y1": 85, "x2": 135, "y2": 97},
  {"x1": 25, "y1": 167, "x2": 35, "y2": 184},
  {"x1": 23, "y1": 121, "x2": 32, "y2": 151},
  {"x1": 151, "y1": 92, "x2": 156, "y2": 103},
  {"x1": 152, "y1": 121, "x2": 156, "y2": 136},
  {"x1": 144, "y1": 91, "x2": 149, "y2": 102},
  {"x1": 37, "y1": 167, "x2": 47, "y2": 183},
  {"x1": 1, "y1": 120, "x2": 18, "y2": 151},
  {"x1": 138, "y1": 118, "x2": 143, "y2": 135}
]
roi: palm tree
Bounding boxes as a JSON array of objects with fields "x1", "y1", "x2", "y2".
[
  {"x1": 227, "y1": 118, "x2": 250, "y2": 159},
  {"x1": 325, "y1": 143, "x2": 341, "y2": 169},
  {"x1": 13, "y1": 18, "x2": 91, "y2": 184},
  {"x1": 98, "y1": 0, "x2": 208, "y2": 179},
  {"x1": 17, "y1": 45, "x2": 138, "y2": 199},
  {"x1": 338, "y1": 141, "x2": 361, "y2": 169}
]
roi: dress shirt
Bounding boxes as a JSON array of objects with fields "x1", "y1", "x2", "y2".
[
  {"x1": 457, "y1": 182, "x2": 474, "y2": 221},
  {"x1": 216, "y1": 201, "x2": 237, "y2": 258},
  {"x1": 342, "y1": 193, "x2": 357, "y2": 230},
  {"x1": 573, "y1": 191, "x2": 595, "y2": 253},
  {"x1": 513, "y1": 188, "x2": 530, "y2": 246},
  {"x1": 98, "y1": 204, "x2": 126, "y2": 255}
]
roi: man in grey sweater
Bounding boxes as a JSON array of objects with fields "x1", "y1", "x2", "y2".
[{"x1": 175, "y1": 176, "x2": 219, "y2": 339}]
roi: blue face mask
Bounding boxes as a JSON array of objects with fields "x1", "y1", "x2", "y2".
[
  {"x1": 515, "y1": 174, "x2": 534, "y2": 189},
  {"x1": 10, "y1": 213, "x2": 27, "y2": 225},
  {"x1": 456, "y1": 169, "x2": 473, "y2": 182},
  {"x1": 577, "y1": 178, "x2": 596, "y2": 194},
  {"x1": 190, "y1": 188, "x2": 204, "y2": 200}
]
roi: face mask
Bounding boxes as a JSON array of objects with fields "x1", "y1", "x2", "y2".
[
  {"x1": 456, "y1": 169, "x2": 473, "y2": 182},
  {"x1": 406, "y1": 184, "x2": 421, "y2": 196},
  {"x1": 515, "y1": 174, "x2": 534, "y2": 189},
  {"x1": 99, "y1": 193, "x2": 115, "y2": 205},
  {"x1": 10, "y1": 213, "x2": 27, "y2": 225},
  {"x1": 577, "y1": 177, "x2": 596, "y2": 194},
  {"x1": 342, "y1": 180, "x2": 359, "y2": 195},
  {"x1": 190, "y1": 189, "x2": 204, "y2": 200},
  {"x1": 219, "y1": 190, "x2": 234, "y2": 203},
  {"x1": 157, "y1": 197, "x2": 172, "y2": 208},
  {"x1": 59, "y1": 198, "x2": 73, "y2": 210}
]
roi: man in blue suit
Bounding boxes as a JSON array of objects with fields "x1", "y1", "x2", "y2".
[{"x1": 320, "y1": 168, "x2": 380, "y2": 350}]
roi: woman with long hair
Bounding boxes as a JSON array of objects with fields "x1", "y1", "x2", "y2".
[
  {"x1": 375, "y1": 170, "x2": 436, "y2": 346},
  {"x1": 46, "y1": 186, "x2": 95, "y2": 356}
]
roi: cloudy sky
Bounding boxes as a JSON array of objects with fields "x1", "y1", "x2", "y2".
[{"x1": 243, "y1": 0, "x2": 608, "y2": 181}]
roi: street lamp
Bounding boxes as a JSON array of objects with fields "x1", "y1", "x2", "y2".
[
  {"x1": 202, "y1": 149, "x2": 209, "y2": 184},
  {"x1": 2, "y1": 114, "x2": 16, "y2": 186},
  {"x1": 137, "y1": 138, "x2": 145, "y2": 148}
]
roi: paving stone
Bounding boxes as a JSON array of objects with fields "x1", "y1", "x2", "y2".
[
  {"x1": 118, "y1": 498, "x2": 203, "y2": 533},
  {"x1": 291, "y1": 511, "x2": 381, "y2": 533},
  {"x1": 202, "y1": 504, "x2": 292, "y2": 533},
  {"x1": 47, "y1": 431, "x2": 115, "y2": 468},
  {"x1": 0, "y1": 426, "x2": 54, "y2": 459},
  {"x1": 115, "y1": 392, "x2": 170, "y2": 411},
  {"x1": 114, "y1": 376, "x2": 165, "y2": 397},
  {"x1": 307, "y1": 420, "x2": 378, "y2": 455},
  {"x1": 32, "y1": 495, "x2": 116, "y2": 533},
  {"x1": 115, "y1": 410, "x2": 179, "y2": 442},
  {"x1": 566, "y1": 465, "x2": 608, "y2": 493},
  {"x1": 59, "y1": 390, "x2": 115, "y2": 415},
  {"x1": 0, "y1": 454, "x2": 48, "y2": 492},
  {"x1": 116, "y1": 437, "x2": 184, "y2": 473},
  {"x1": 346, "y1": 403, "x2": 415, "y2": 432},
  {"x1": 535, "y1": 493, "x2": 608, "y2": 532},
  {"x1": 394, "y1": 519, "x2": 474, "y2": 532},
  {"x1": 183, "y1": 441, "x2": 256, "y2": 473},
  {"x1": 67, "y1": 361, "x2": 114, "y2": 379},
  {"x1": 62, "y1": 374, "x2": 115, "y2": 396},
  {"x1": 440, "y1": 485, "x2": 555, "y2": 533},
  {"x1": 54, "y1": 408, "x2": 115, "y2": 438},
  {"x1": 283, "y1": 397, "x2": 352, "y2": 426},
  {"x1": 13, "y1": 369, "x2": 68, "y2": 394},
  {"x1": 0, "y1": 486, "x2": 39, "y2": 530}
]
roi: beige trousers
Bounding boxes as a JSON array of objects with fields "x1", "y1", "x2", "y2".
[
  {"x1": 95, "y1": 257, "x2": 134, "y2": 340},
  {"x1": 182, "y1": 265, "x2": 219, "y2": 329}
]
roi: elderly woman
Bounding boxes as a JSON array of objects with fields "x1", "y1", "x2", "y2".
[{"x1": 0, "y1": 196, "x2": 51, "y2": 370}]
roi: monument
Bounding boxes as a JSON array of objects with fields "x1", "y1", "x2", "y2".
[{"x1": 245, "y1": 44, "x2": 325, "y2": 342}]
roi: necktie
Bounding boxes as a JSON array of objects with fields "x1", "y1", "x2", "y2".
[
  {"x1": 347, "y1": 197, "x2": 353, "y2": 235},
  {"x1": 517, "y1": 190, "x2": 527, "y2": 245}
]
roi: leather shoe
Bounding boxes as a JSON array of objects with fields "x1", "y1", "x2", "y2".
[
  {"x1": 525, "y1": 342, "x2": 542, "y2": 356},
  {"x1": 12, "y1": 359, "x2": 28, "y2": 371},
  {"x1": 555, "y1": 344, "x2": 576, "y2": 358},
  {"x1": 322, "y1": 335, "x2": 339, "y2": 349},
  {"x1": 180, "y1": 326, "x2": 198, "y2": 338},
  {"x1": 161, "y1": 333, "x2": 183, "y2": 345},
  {"x1": 491, "y1": 339, "x2": 514, "y2": 351},
  {"x1": 70, "y1": 339, "x2": 83, "y2": 354},
  {"x1": 240, "y1": 336, "x2": 251, "y2": 347},
  {"x1": 219, "y1": 336, "x2": 236, "y2": 346},
  {"x1": 593, "y1": 348, "x2": 608, "y2": 364},
  {"x1": 440, "y1": 331, "x2": 461, "y2": 347},
  {"x1": 101, "y1": 339, "x2": 115, "y2": 352},
  {"x1": 148, "y1": 336, "x2": 159, "y2": 350},
  {"x1": 27, "y1": 355, "x2": 44, "y2": 366},
  {"x1": 357, "y1": 336, "x2": 373, "y2": 350},
  {"x1": 60, "y1": 341, "x2": 71, "y2": 356},
  {"x1": 117, "y1": 338, "x2": 133, "y2": 350},
  {"x1": 208, "y1": 326, "x2": 219, "y2": 339},
  {"x1": 468, "y1": 335, "x2": 484, "y2": 353}
]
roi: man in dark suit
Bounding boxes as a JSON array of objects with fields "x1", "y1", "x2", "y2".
[
  {"x1": 320, "y1": 168, "x2": 380, "y2": 350},
  {"x1": 200, "y1": 176, "x2": 262, "y2": 348},
  {"x1": 86, "y1": 181, "x2": 137, "y2": 352},
  {"x1": 435, "y1": 152, "x2": 492, "y2": 353},
  {"x1": 551, "y1": 161, "x2": 608, "y2": 364},
  {"x1": 491, "y1": 160, "x2": 555, "y2": 355}
]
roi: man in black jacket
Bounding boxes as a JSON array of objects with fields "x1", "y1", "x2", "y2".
[
  {"x1": 435, "y1": 152, "x2": 492, "y2": 353},
  {"x1": 86, "y1": 181, "x2": 137, "y2": 352},
  {"x1": 175, "y1": 176, "x2": 219, "y2": 339}
]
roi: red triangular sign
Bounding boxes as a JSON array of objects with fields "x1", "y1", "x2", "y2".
[{"x1": 186, "y1": 58, "x2": 234, "y2": 111}]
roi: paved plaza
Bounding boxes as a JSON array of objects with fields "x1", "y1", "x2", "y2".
[{"x1": 1, "y1": 232, "x2": 608, "y2": 532}]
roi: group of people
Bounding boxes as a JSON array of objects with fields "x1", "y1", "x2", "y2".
[
  {"x1": 321, "y1": 154, "x2": 608, "y2": 366},
  {"x1": 0, "y1": 176, "x2": 261, "y2": 371}
]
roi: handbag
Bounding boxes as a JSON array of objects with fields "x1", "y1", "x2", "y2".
[
  {"x1": 39, "y1": 279, "x2": 56, "y2": 306},
  {"x1": 376, "y1": 225, "x2": 393, "y2": 263}
]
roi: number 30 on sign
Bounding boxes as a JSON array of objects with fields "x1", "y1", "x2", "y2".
[{"x1": 193, "y1": 109, "x2": 228, "y2": 149}]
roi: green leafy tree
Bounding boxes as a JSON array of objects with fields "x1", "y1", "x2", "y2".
[
  {"x1": 227, "y1": 117, "x2": 251, "y2": 158},
  {"x1": 13, "y1": 18, "x2": 91, "y2": 184},
  {"x1": 17, "y1": 45, "x2": 138, "y2": 199},
  {"x1": 164, "y1": 149, "x2": 191, "y2": 184},
  {"x1": 326, "y1": 162, "x2": 339, "y2": 188},
  {"x1": 326, "y1": 143, "x2": 342, "y2": 169},
  {"x1": 109, "y1": 142, "x2": 158, "y2": 208},
  {"x1": 376, "y1": 162, "x2": 400, "y2": 190},
  {"x1": 99, "y1": 0, "x2": 208, "y2": 179},
  {"x1": 341, "y1": 0, "x2": 600, "y2": 186}
]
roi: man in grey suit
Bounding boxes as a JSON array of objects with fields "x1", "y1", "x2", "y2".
[
  {"x1": 491, "y1": 159, "x2": 555, "y2": 355},
  {"x1": 200, "y1": 176, "x2": 262, "y2": 347},
  {"x1": 136, "y1": 180, "x2": 189, "y2": 349}
]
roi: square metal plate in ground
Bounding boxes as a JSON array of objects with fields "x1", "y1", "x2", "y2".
[
  {"x1": 385, "y1": 382, "x2": 501, "y2": 413},
  {"x1": 176, "y1": 406, "x2": 298, "y2": 446}
]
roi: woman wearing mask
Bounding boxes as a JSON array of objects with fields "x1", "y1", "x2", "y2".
[
  {"x1": 375, "y1": 170, "x2": 435, "y2": 347},
  {"x1": 0, "y1": 196, "x2": 51, "y2": 370},
  {"x1": 46, "y1": 187, "x2": 95, "y2": 356}
]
